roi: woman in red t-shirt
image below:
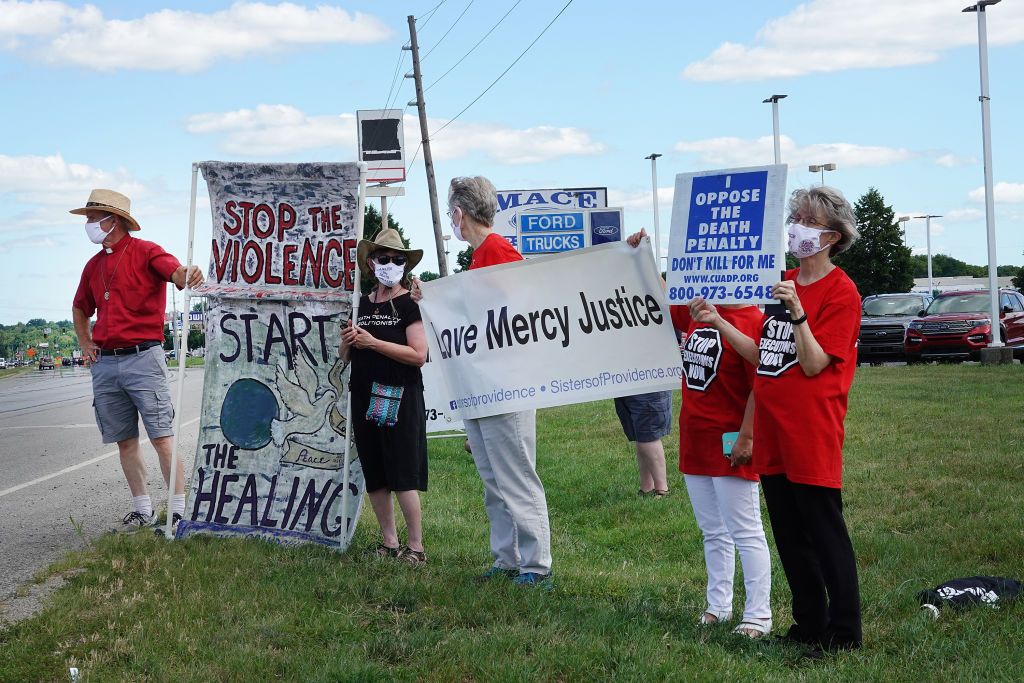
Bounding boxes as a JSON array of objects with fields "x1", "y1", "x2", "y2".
[
  {"x1": 689, "y1": 186, "x2": 864, "y2": 654},
  {"x1": 671, "y1": 303, "x2": 773, "y2": 638}
]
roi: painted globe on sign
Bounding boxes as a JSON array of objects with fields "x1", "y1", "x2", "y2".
[{"x1": 220, "y1": 378, "x2": 278, "y2": 450}]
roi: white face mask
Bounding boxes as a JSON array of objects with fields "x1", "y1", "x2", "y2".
[
  {"x1": 374, "y1": 262, "x2": 405, "y2": 288},
  {"x1": 450, "y1": 207, "x2": 464, "y2": 242},
  {"x1": 85, "y1": 215, "x2": 115, "y2": 244},
  {"x1": 787, "y1": 223, "x2": 836, "y2": 259}
]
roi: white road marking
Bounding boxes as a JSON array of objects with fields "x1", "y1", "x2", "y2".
[
  {"x1": 0, "y1": 416, "x2": 201, "y2": 499},
  {"x1": 0, "y1": 424, "x2": 97, "y2": 430}
]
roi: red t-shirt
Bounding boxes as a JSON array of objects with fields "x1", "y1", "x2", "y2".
[
  {"x1": 73, "y1": 235, "x2": 182, "y2": 349},
  {"x1": 469, "y1": 233, "x2": 523, "y2": 270},
  {"x1": 753, "y1": 266, "x2": 861, "y2": 488},
  {"x1": 671, "y1": 304, "x2": 761, "y2": 481}
]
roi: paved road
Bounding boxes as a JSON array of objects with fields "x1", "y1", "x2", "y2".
[{"x1": 0, "y1": 365, "x2": 204, "y2": 606}]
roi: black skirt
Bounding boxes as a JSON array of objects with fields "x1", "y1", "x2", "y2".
[{"x1": 350, "y1": 384, "x2": 428, "y2": 492}]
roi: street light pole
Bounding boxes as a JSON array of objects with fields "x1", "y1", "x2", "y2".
[
  {"x1": 762, "y1": 95, "x2": 787, "y2": 165},
  {"x1": 897, "y1": 216, "x2": 910, "y2": 249},
  {"x1": 808, "y1": 163, "x2": 837, "y2": 186},
  {"x1": 964, "y1": 0, "x2": 1002, "y2": 349},
  {"x1": 644, "y1": 153, "x2": 663, "y2": 269},
  {"x1": 915, "y1": 215, "x2": 942, "y2": 295}
]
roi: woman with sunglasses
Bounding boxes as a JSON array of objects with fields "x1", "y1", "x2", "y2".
[
  {"x1": 341, "y1": 228, "x2": 429, "y2": 564},
  {"x1": 690, "y1": 186, "x2": 863, "y2": 654}
]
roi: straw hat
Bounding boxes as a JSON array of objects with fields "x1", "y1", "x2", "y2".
[
  {"x1": 357, "y1": 228, "x2": 423, "y2": 275},
  {"x1": 69, "y1": 189, "x2": 141, "y2": 231}
]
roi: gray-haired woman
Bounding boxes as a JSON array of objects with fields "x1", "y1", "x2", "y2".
[
  {"x1": 414, "y1": 176, "x2": 553, "y2": 588},
  {"x1": 690, "y1": 186, "x2": 863, "y2": 654}
]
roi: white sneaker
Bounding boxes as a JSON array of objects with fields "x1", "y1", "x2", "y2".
[{"x1": 121, "y1": 510, "x2": 157, "y2": 529}]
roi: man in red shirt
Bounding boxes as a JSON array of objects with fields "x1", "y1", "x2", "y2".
[
  {"x1": 443, "y1": 176, "x2": 553, "y2": 588},
  {"x1": 71, "y1": 189, "x2": 204, "y2": 530}
]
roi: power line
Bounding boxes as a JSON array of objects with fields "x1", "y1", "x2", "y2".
[
  {"x1": 379, "y1": 50, "x2": 407, "y2": 114},
  {"x1": 416, "y1": 0, "x2": 447, "y2": 30},
  {"x1": 430, "y1": 0, "x2": 575, "y2": 138},
  {"x1": 422, "y1": 0, "x2": 475, "y2": 61},
  {"x1": 426, "y1": 0, "x2": 523, "y2": 92}
]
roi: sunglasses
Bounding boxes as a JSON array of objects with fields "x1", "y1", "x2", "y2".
[{"x1": 372, "y1": 254, "x2": 408, "y2": 266}]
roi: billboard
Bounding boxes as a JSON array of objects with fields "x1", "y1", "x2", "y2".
[
  {"x1": 494, "y1": 187, "x2": 607, "y2": 250},
  {"x1": 517, "y1": 207, "x2": 624, "y2": 256},
  {"x1": 357, "y1": 109, "x2": 406, "y2": 183}
]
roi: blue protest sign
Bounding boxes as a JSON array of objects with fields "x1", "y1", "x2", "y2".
[{"x1": 666, "y1": 165, "x2": 787, "y2": 305}]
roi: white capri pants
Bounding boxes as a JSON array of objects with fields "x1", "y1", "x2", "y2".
[{"x1": 684, "y1": 474, "x2": 772, "y2": 623}]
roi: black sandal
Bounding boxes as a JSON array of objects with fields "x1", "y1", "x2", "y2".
[{"x1": 375, "y1": 542, "x2": 401, "y2": 558}]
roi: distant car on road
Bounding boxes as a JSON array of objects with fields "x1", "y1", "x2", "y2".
[
  {"x1": 61, "y1": 357, "x2": 73, "y2": 367},
  {"x1": 905, "y1": 289, "x2": 1024, "y2": 363},
  {"x1": 0, "y1": 358, "x2": 7, "y2": 369},
  {"x1": 858, "y1": 293, "x2": 933, "y2": 365},
  {"x1": 38, "y1": 355, "x2": 55, "y2": 370}
]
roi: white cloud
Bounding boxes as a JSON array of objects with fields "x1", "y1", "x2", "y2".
[
  {"x1": 0, "y1": 153, "x2": 145, "y2": 207},
  {"x1": 0, "y1": 235, "x2": 60, "y2": 254},
  {"x1": 935, "y1": 153, "x2": 978, "y2": 168},
  {"x1": 608, "y1": 186, "x2": 675, "y2": 211},
  {"x1": 1, "y1": 1, "x2": 390, "y2": 72},
  {"x1": 968, "y1": 182, "x2": 1024, "y2": 203},
  {"x1": 431, "y1": 122, "x2": 606, "y2": 165},
  {"x1": 674, "y1": 135, "x2": 914, "y2": 169},
  {"x1": 187, "y1": 105, "x2": 357, "y2": 155},
  {"x1": 945, "y1": 207, "x2": 984, "y2": 222},
  {"x1": 186, "y1": 106, "x2": 607, "y2": 164},
  {"x1": 682, "y1": 0, "x2": 1024, "y2": 82}
]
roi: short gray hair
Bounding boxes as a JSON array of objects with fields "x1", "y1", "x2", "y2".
[
  {"x1": 448, "y1": 176, "x2": 498, "y2": 226},
  {"x1": 788, "y1": 186, "x2": 860, "y2": 255}
]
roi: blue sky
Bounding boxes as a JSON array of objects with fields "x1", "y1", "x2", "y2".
[{"x1": 1, "y1": 0, "x2": 1023, "y2": 324}]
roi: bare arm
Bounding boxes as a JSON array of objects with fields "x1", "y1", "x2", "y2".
[
  {"x1": 771, "y1": 280, "x2": 832, "y2": 376},
  {"x1": 730, "y1": 391, "x2": 755, "y2": 467},
  {"x1": 73, "y1": 307, "x2": 99, "y2": 362},
  {"x1": 340, "y1": 320, "x2": 428, "y2": 368}
]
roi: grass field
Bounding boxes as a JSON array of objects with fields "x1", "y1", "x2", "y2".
[
  {"x1": 2, "y1": 365, "x2": 1023, "y2": 681},
  {"x1": 166, "y1": 357, "x2": 206, "y2": 369}
]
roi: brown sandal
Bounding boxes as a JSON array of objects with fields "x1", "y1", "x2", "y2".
[{"x1": 398, "y1": 546, "x2": 427, "y2": 565}]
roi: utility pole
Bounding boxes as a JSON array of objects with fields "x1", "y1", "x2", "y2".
[{"x1": 406, "y1": 15, "x2": 448, "y2": 276}]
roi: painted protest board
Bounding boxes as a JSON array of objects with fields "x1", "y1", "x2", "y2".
[
  {"x1": 494, "y1": 187, "x2": 607, "y2": 250},
  {"x1": 518, "y1": 206, "x2": 624, "y2": 256},
  {"x1": 178, "y1": 162, "x2": 364, "y2": 549},
  {"x1": 666, "y1": 165, "x2": 787, "y2": 305},
  {"x1": 418, "y1": 240, "x2": 682, "y2": 420}
]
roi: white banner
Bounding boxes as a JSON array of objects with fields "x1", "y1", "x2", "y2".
[
  {"x1": 666, "y1": 164, "x2": 787, "y2": 305},
  {"x1": 421, "y1": 361, "x2": 464, "y2": 433},
  {"x1": 419, "y1": 240, "x2": 682, "y2": 420}
]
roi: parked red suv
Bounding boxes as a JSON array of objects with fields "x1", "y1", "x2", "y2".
[{"x1": 904, "y1": 289, "x2": 1024, "y2": 362}]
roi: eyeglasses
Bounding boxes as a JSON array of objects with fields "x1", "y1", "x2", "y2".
[
  {"x1": 372, "y1": 254, "x2": 408, "y2": 266},
  {"x1": 786, "y1": 214, "x2": 832, "y2": 230}
]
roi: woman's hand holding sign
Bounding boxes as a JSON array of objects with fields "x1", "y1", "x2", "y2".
[
  {"x1": 625, "y1": 228, "x2": 647, "y2": 249},
  {"x1": 688, "y1": 297, "x2": 721, "y2": 326},
  {"x1": 770, "y1": 280, "x2": 805, "y2": 320}
]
